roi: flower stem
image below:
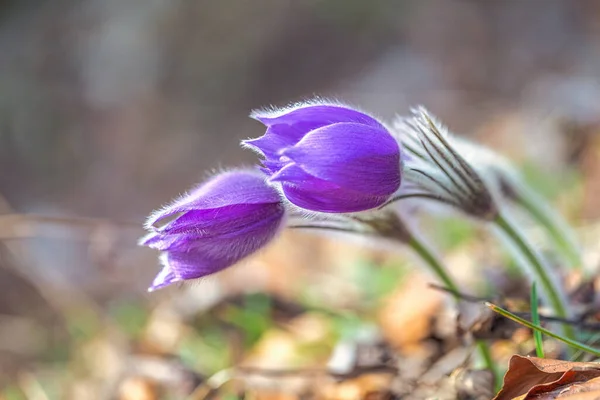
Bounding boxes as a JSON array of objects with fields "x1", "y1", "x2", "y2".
[
  {"x1": 407, "y1": 234, "x2": 460, "y2": 299},
  {"x1": 494, "y1": 212, "x2": 575, "y2": 340},
  {"x1": 515, "y1": 187, "x2": 581, "y2": 271},
  {"x1": 406, "y1": 232, "x2": 500, "y2": 388}
]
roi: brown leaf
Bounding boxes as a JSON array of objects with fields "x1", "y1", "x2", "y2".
[
  {"x1": 494, "y1": 355, "x2": 600, "y2": 400},
  {"x1": 532, "y1": 375, "x2": 600, "y2": 399}
]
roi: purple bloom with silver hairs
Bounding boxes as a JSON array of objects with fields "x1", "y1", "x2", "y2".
[
  {"x1": 139, "y1": 170, "x2": 285, "y2": 291},
  {"x1": 243, "y1": 101, "x2": 403, "y2": 213}
]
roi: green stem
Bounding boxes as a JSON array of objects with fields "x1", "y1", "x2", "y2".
[
  {"x1": 494, "y1": 213, "x2": 575, "y2": 340},
  {"x1": 516, "y1": 188, "x2": 581, "y2": 270},
  {"x1": 476, "y1": 339, "x2": 502, "y2": 393},
  {"x1": 407, "y1": 234, "x2": 460, "y2": 299},
  {"x1": 407, "y1": 233, "x2": 500, "y2": 388},
  {"x1": 530, "y1": 282, "x2": 545, "y2": 358}
]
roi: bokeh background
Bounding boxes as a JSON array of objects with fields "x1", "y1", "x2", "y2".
[{"x1": 2, "y1": 1, "x2": 600, "y2": 399}]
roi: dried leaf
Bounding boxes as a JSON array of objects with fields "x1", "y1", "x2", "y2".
[
  {"x1": 494, "y1": 355, "x2": 600, "y2": 400},
  {"x1": 533, "y1": 375, "x2": 600, "y2": 399}
]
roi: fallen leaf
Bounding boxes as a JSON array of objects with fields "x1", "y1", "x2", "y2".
[
  {"x1": 536, "y1": 375, "x2": 600, "y2": 399},
  {"x1": 494, "y1": 355, "x2": 600, "y2": 400}
]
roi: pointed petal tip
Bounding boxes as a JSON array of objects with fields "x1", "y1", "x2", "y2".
[
  {"x1": 249, "y1": 109, "x2": 274, "y2": 124},
  {"x1": 268, "y1": 162, "x2": 298, "y2": 183},
  {"x1": 148, "y1": 263, "x2": 181, "y2": 292},
  {"x1": 138, "y1": 231, "x2": 158, "y2": 247},
  {"x1": 241, "y1": 137, "x2": 261, "y2": 149},
  {"x1": 278, "y1": 145, "x2": 299, "y2": 161},
  {"x1": 143, "y1": 205, "x2": 176, "y2": 231},
  {"x1": 241, "y1": 136, "x2": 272, "y2": 157}
]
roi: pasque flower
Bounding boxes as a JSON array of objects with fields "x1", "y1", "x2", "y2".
[
  {"x1": 243, "y1": 101, "x2": 402, "y2": 213},
  {"x1": 139, "y1": 170, "x2": 285, "y2": 291}
]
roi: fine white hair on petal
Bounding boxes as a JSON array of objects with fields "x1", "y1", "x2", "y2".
[
  {"x1": 147, "y1": 256, "x2": 181, "y2": 292},
  {"x1": 142, "y1": 166, "x2": 273, "y2": 232},
  {"x1": 143, "y1": 199, "x2": 184, "y2": 230},
  {"x1": 248, "y1": 96, "x2": 380, "y2": 121},
  {"x1": 239, "y1": 138, "x2": 267, "y2": 157},
  {"x1": 137, "y1": 231, "x2": 157, "y2": 246}
]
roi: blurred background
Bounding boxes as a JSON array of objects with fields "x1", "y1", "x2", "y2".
[{"x1": 2, "y1": 0, "x2": 600, "y2": 398}]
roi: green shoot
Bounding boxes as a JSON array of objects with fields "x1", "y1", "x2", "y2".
[
  {"x1": 476, "y1": 339, "x2": 502, "y2": 394},
  {"x1": 530, "y1": 282, "x2": 544, "y2": 358},
  {"x1": 486, "y1": 302, "x2": 600, "y2": 357}
]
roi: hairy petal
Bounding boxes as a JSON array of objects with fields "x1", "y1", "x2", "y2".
[
  {"x1": 252, "y1": 104, "x2": 385, "y2": 130},
  {"x1": 148, "y1": 265, "x2": 181, "y2": 292},
  {"x1": 282, "y1": 122, "x2": 401, "y2": 196},
  {"x1": 150, "y1": 218, "x2": 281, "y2": 287},
  {"x1": 145, "y1": 170, "x2": 278, "y2": 229},
  {"x1": 141, "y1": 169, "x2": 287, "y2": 291},
  {"x1": 282, "y1": 182, "x2": 389, "y2": 213},
  {"x1": 271, "y1": 163, "x2": 389, "y2": 212},
  {"x1": 145, "y1": 204, "x2": 285, "y2": 252},
  {"x1": 243, "y1": 125, "x2": 307, "y2": 159},
  {"x1": 158, "y1": 203, "x2": 282, "y2": 235},
  {"x1": 245, "y1": 105, "x2": 387, "y2": 159}
]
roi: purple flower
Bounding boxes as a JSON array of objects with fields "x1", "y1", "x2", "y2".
[
  {"x1": 139, "y1": 170, "x2": 285, "y2": 291},
  {"x1": 243, "y1": 101, "x2": 402, "y2": 213}
]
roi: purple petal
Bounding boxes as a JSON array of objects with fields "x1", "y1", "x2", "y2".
[
  {"x1": 145, "y1": 170, "x2": 278, "y2": 229},
  {"x1": 142, "y1": 169, "x2": 287, "y2": 291},
  {"x1": 161, "y1": 251, "x2": 225, "y2": 281},
  {"x1": 144, "y1": 203, "x2": 285, "y2": 252},
  {"x1": 281, "y1": 122, "x2": 401, "y2": 196},
  {"x1": 271, "y1": 163, "x2": 389, "y2": 212},
  {"x1": 140, "y1": 231, "x2": 180, "y2": 248},
  {"x1": 148, "y1": 214, "x2": 282, "y2": 290},
  {"x1": 156, "y1": 249, "x2": 239, "y2": 283},
  {"x1": 252, "y1": 104, "x2": 385, "y2": 130},
  {"x1": 158, "y1": 203, "x2": 281, "y2": 235},
  {"x1": 243, "y1": 125, "x2": 308, "y2": 159},
  {"x1": 282, "y1": 182, "x2": 389, "y2": 213},
  {"x1": 259, "y1": 159, "x2": 286, "y2": 175},
  {"x1": 141, "y1": 231, "x2": 203, "y2": 252},
  {"x1": 245, "y1": 104, "x2": 386, "y2": 159},
  {"x1": 148, "y1": 265, "x2": 181, "y2": 292}
]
